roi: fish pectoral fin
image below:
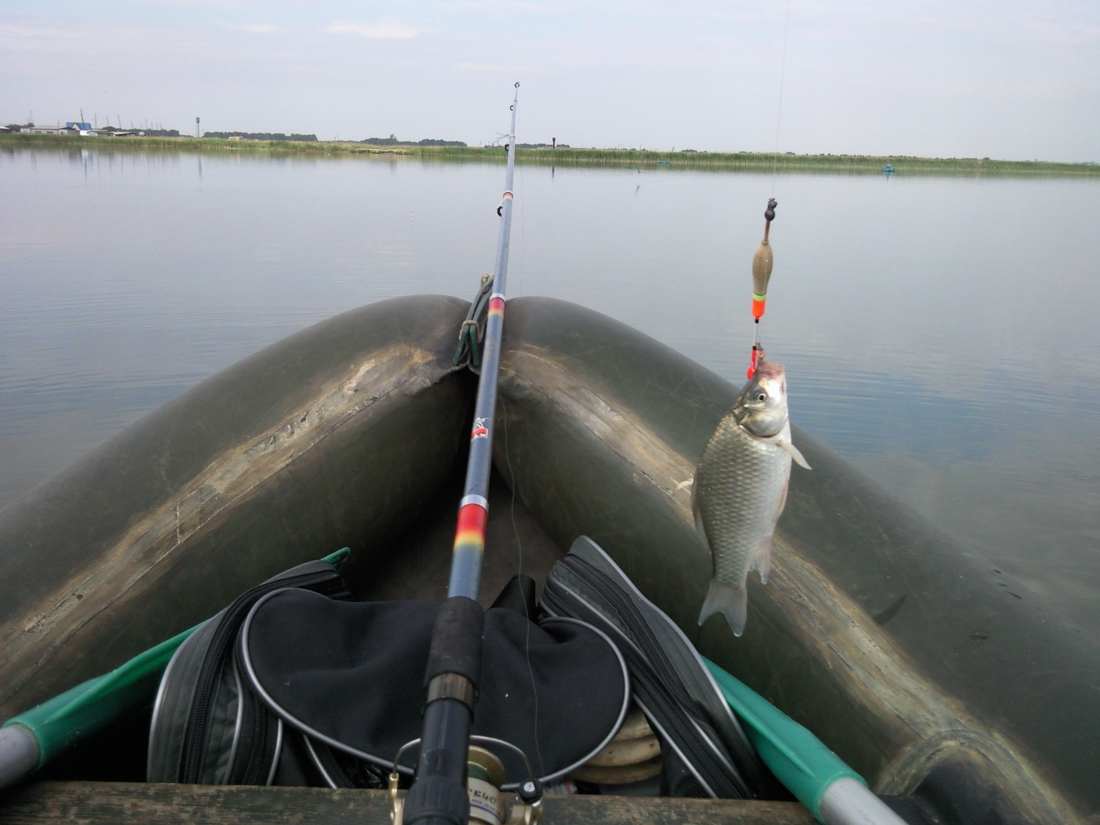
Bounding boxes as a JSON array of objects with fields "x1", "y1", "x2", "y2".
[
  {"x1": 691, "y1": 484, "x2": 708, "y2": 540},
  {"x1": 697, "y1": 578, "x2": 749, "y2": 637},
  {"x1": 778, "y1": 437, "x2": 812, "y2": 470},
  {"x1": 753, "y1": 536, "x2": 774, "y2": 585}
]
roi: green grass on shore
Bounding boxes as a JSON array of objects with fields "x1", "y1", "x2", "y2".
[{"x1": 3, "y1": 132, "x2": 1097, "y2": 177}]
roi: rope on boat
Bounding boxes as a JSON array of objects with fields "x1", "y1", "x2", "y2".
[
  {"x1": 452, "y1": 273, "x2": 495, "y2": 371},
  {"x1": 570, "y1": 707, "x2": 662, "y2": 786}
]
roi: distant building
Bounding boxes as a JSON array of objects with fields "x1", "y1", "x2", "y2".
[{"x1": 97, "y1": 126, "x2": 136, "y2": 137}]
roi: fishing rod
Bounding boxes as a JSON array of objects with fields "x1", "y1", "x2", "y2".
[{"x1": 401, "y1": 82, "x2": 528, "y2": 825}]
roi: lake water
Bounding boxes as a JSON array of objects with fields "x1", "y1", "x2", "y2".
[{"x1": 2, "y1": 145, "x2": 1099, "y2": 629}]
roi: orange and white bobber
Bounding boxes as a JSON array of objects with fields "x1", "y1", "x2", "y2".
[
  {"x1": 752, "y1": 198, "x2": 778, "y2": 321},
  {"x1": 747, "y1": 198, "x2": 778, "y2": 379}
]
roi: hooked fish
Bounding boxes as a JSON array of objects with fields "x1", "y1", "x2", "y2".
[{"x1": 692, "y1": 359, "x2": 810, "y2": 636}]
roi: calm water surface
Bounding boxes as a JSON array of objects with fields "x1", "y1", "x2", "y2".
[{"x1": 2, "y1": 146, "x2": 1099, "y2": 627}]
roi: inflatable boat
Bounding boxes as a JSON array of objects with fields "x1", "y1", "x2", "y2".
[{"x1": 0, "y1": 294, "x2": 1094, "y2": 824}]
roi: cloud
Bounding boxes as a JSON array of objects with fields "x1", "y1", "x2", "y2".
[
  {"x1": 325, "y1": 20, "x2": 419, "y2": 40},
  {"x1": 457, "y1": 62, "x2": 510, "y2": 73},
  {"x1": 456, "y1": 62, "x2": 537, "y2": 79},
  {"x1": 0, "y1": 23, "x2": 86, "y2": 41},
  {"x1": 230, "y1": 23, "x2": 278, "y2": 34},
  {"x1": 445, "y1": 0, "x2": 558, "y2": 14}
]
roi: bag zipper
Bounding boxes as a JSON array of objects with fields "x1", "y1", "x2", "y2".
[{"x1": 179, "y1": 565, "x2": 347, "y2": 782}]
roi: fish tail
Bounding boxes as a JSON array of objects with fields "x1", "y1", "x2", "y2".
[{"x1": 697, "y1": 578, "x2": 749, "y2": 637}]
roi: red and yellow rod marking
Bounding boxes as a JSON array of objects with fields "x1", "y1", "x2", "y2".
[
  {"x1": 488, "y1": 295, "x2": 505, "y2": 318},
  {"x1": 453, "y1": 502, "x2": 488, "y2": 557}
]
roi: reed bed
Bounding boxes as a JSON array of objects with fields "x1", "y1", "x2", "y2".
[{"x1": 3, "y1": 133, "x2": 1097, "y2": 177}]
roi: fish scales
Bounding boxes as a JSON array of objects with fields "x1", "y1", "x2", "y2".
[{"x1": 698, "y1": 420, "x2": 791, "y2": 583}]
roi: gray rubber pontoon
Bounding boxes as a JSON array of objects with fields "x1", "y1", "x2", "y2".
[{"x1": 1, "y1": 295, "x2": 1095, "y2": 824}]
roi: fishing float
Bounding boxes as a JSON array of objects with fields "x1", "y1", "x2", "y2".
[{"x1": 748, "y1": 197, "x2": 777, "y2": 379}]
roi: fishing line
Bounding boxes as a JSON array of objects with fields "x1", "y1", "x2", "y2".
[
  {"x1": 521, "y1": 172, "x2": 527, "y2": 292},
  {"x1": 491, "y1": 116, "x2": 540, "y2": 775},
  {"x1": 770, "y1": 0, "x2": 792, "y2": 196},
  {"x1": 501, "y1": 394, "x2": 545, "y2": 779},
  {"x1": 516, "y1": 167, "x2": 527, "y2": 295},
  {"x1": 755, "y1": 0, "x2": 791, "y2": 365}
]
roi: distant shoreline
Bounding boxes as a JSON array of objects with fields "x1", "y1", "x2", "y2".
[{"x1": 3, "y1": 133, "x2": 1097, "y2": 177}]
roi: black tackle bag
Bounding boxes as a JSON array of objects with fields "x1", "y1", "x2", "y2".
[{"x1": 147, "y1": 554, "x2": 629, "y2": 788}]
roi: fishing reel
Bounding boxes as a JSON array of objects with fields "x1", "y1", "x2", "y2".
[{"x1": 389, "y1": 736, "x2": 543, "y2": 825}]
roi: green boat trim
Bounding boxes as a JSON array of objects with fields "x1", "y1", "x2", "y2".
[{"x1": 0, "y1": 548, "x2": 352, "y2": 784}]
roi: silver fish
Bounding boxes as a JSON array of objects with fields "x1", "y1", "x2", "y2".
[{"x1": 692, "y1": 359, "x2": 810, "y2": 636}]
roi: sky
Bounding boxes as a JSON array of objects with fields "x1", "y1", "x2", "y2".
[{"x1": 1, "y1": 0, "x2": 1098, "y2": 161}]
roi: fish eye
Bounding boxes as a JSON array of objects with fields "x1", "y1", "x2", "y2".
[{"x1": 755, "y1": 392, "x2": 767, "y2": 402}]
